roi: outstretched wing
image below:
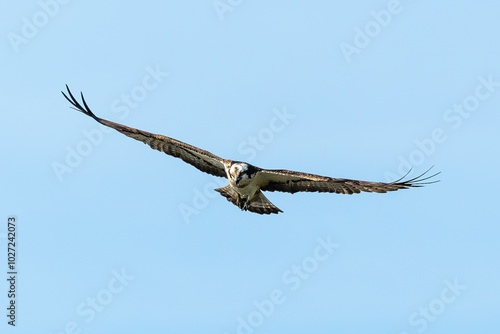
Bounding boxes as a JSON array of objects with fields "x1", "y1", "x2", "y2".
[
  {"x1": 258, "y1": 167, "x2": 439, "y2": 194},
  {"x1": 62, "y1": 85, "x2": 227, "y2": 178}
]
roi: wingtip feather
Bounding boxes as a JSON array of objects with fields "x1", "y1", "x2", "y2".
[{"x1": 62, "y1": 85, "x2": 99, "y2": 121}]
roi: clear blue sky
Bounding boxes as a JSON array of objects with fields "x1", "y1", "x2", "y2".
[{"x1": 1, "y1": 1, "x2": 499, "y2": 333}]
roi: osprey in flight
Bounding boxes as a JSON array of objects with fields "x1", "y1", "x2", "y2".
[{"x1": 62, "y1": 86, "x2": 439, "y2": 215}]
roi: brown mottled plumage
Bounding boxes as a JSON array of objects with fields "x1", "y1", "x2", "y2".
[{"x1": 62, "y1": 85, "x2": 439, "y2": 215}]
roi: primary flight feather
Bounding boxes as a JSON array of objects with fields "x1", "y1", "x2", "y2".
[{"x1": 62, "y1": 85, "x2": 439, "y2": 215}]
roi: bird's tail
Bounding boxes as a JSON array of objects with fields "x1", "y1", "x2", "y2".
[{"x1": 215, "y1": 185, "x2": 282, "y2": 215}]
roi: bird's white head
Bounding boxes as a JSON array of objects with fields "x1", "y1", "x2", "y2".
[{"x1": 229, "y1": 163, "x2": 255, "y2": 187}]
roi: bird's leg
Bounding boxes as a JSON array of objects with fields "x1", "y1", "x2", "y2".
[
  {"x1": 236, "y1": 194, "x2": 244, "y2": 210},
  {"x1": 241, "y1": 193, "x2": 259, "y2": 211},
  {"x1": 236, "y1": 194, "x2": 250, "y2": 211}
]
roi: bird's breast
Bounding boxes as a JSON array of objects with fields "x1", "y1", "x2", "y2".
[{"x1": 232, "y1": 180, "x2": 258, "y2": 197}]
